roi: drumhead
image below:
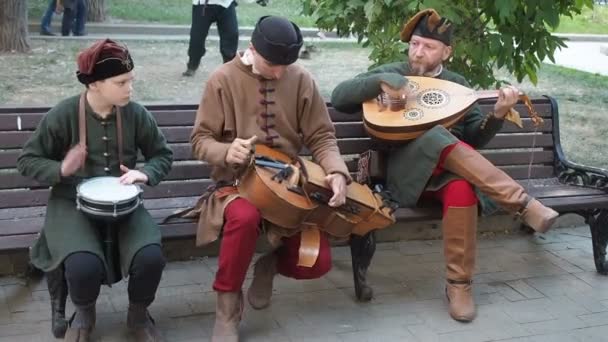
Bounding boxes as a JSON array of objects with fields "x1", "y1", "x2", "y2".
[{"x1": 77, "y1": 177, "x2": 141, "y2": 203}]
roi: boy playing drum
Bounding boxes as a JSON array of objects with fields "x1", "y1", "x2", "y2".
[{"x1": 17, "y1": 39, "x2": 173, "y2": 342}]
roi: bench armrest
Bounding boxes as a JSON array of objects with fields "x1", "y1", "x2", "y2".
[
  {"x1": 547, "y1": 95, "x2": 608, "y2": 191},
  {"x1": 556, "y1": 158, "x2": 608, "y2": 190}
]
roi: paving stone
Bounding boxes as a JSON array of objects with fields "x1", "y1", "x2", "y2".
[
  {"x1": 577, "y1": 311, "x2": 608, "y2": 326},
  {"x1": 396, "y1": 240, "x2": 442, "y2": 256},
  {"x1": 520, "y1": 315, "x2": 589, "y2": 335},
  {"x1": 523, "y1": 274, "x2": 594, "y2": 298},
  {"x1": 0, "y1": 226, "x2": 603, "y2": 341},
  {"x1": 339, "y1": 327, "x2": 418, "y2": 342},
  {"x1": 501, "y1": 298, "x2": 560, "y2": 324},
  {"x1": 504, "y1": 280, "x2": 546, "y2": 300},
  {"x1": 406, "y1": 324, "x2": 440, "y2": 342},
  {"x1": 549, "y1": 248, "x2": 597, "y2": 272}
]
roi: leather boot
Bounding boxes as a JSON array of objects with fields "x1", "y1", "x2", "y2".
[
  {"x1": 46, "y1": 266, "x2": 68, "y2": 338},
  {"x1": 64, "y1": 303, "x2": 96, "y2": 342},
  {"x1": 442, "y1": 144, "x2": 558, "y2": 233},
  {"x1": 212, "y1": 291, "x2": 244, "y2": 342},
  {"x1": 247, "y1": 252, "x2": 277, "y2": 310},
  {"x1": 64, "y1": 326, "x2": 92, "y2": 342},
  {"x1": 127, "y1": 302, "x2": 165, "y2": 342},
  {"x1": 443, "y1": 205, "x2": 478, "y2": 322}
]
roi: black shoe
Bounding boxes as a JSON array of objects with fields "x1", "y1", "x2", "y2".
[
  {"x1": 40, "y1": 29, "x2": 55, "y2": 36},
  {"x1": 182, "y1": 68, "x2": 196, "y2": 77},
  {"x1": 73, "y1": 31, "x2": 87, "y2": 36}
]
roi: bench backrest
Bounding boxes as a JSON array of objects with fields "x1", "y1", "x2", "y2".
[{"x1": 0, "y1": 97, "x2": 557, "y2": 210}]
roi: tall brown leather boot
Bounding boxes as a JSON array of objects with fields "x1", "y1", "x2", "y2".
[
  {"x1": 247, "y1": 252, "x2": 277, "y2": 310},
  {"x1": 442, "y1": 144, "x2": 558, "y2": 233},
  {"x1": 443, "y1": 205, "x2": 478, "y2": 322},
  {"x1": 212, "y1": 291, "x2": 243, "y2": 342}
]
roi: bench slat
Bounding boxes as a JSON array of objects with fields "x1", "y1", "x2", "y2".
[
  {"x1": 0, "y1": 195, "x2": 198, "y2": 221},
  {"x1": 482, "y1": 150, "x2": 554, "y2": 166},
  {"x1": 0, "y1": 162, "x2": 210, "y2": 189},
  {"x1": 0, "y1": 180, "x2": 211, "y2": 209},
  {"x1": 483, "y1": 134, "x2": 554, "y2": 149},
  {"x1": 0, "y1": 111, "x2": 198, "y2": 131}
]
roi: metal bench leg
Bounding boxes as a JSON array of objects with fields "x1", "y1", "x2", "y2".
[
  {"x1": 587, "y1": 209, "x2": 608, "y2": 275},
  {"x1": 350, "y1": 231, "x2": 376, "y2": 302},
  {"x1": 46, "y1": 265, "x2": 68, "y2": 338}
]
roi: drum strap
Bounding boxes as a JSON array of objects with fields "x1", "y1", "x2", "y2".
[{"x1": 79, "y1": 92, "x2": 124, "y2": 166}]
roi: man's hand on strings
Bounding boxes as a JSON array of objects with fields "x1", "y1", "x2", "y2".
[
  {"x1": 380, "y1": 81, "x2": 410, "y2": 100},
  {"x1": 494, "y1": 85, "x2": 519, "y2": 119},
  {"x1": 325, "y1": 173, "x2": 347, "y2": 207},
  {"x1": 226, "y1": 135, "x2": 258, "y2": 167},
  {"x1": 119, "y1": 165, "x2": 148, "y2": 185}
]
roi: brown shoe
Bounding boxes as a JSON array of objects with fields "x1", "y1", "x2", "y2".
[
  {"x1": 518, "y1": 198, "x2": 558, "y2": 233},
  {"x1": 212, "y1": 291, "x2": 243, "y2": 342},
  {"x1": 442, "y1": 144, "x2": 558, "y2": 233},
  {"x1": 127, "y1": 301, "x2": 165, "y2": 342},
  {"x1": 182, "y1": 68, "x2": 196, "y2": 77},
  {"x1": 64, "y1": 327, "x2": 92, "y2": 342},
  {"x1": 247, "y1": 252, "x2": 277, "y2": 310},
  {"x1": 131, "y1": 324, "x2": 164, "y2": 342},
  {"x1": 64, "y1": 311, "x2": 93, "y2": 342},
  {"x1": 446, "y1": 280, "x2": 476, "y2": 322},
  {"x1": 443, "y1": 205, "x2": 478, "y2": 322}
]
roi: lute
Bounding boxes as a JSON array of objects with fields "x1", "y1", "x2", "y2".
[{"x1": 362, "y1": 76, "x2": 543, "y2": 142}]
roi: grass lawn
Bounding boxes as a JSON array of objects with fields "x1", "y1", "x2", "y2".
[
  {"x1": 554, "y1": 5, "x2": 608, "y2": 34},
  {"x1": 27, "y1": 0, "x2": 317, "y2": 27},
  {"x1": 28, "y1": 1, "x2": 608, "y2": 34}
]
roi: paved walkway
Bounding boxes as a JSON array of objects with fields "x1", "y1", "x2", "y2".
[{"x1": 0, "y1": 225, "x2": 607, "y2": 341}]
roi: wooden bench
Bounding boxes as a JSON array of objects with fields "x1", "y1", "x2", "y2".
[{"x1": 0, "y1": 95, "x2": 606, "y2": 302}]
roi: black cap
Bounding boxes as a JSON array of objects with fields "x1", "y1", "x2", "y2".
[{"x1": 251, "y1": 16, "x2": 303, "y2": 65}]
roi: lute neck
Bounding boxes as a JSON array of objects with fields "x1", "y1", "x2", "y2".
[{"x1": 476, "y1": 89, "x2": 524, "y2": 100}]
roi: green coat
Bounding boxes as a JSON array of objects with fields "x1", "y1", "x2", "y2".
[
  {"x1": 17, "y1": 95, "x2": 173, "y2": 282},
  {"x1": 331, "y1": 61, "x2": 504, "y2": 215}
]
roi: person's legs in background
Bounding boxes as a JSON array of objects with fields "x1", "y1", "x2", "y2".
[
  {"x1": 40, "y1": 0, "x2": 57, "y2": 36},
  {"x1": 183, "y1": 4, "x2": 216, "y2": 76},
  {"x1": 216, "y1": 1, "x2": 239, "y2": 63},
  {"x1": 72, "y1": 0, "x2": 87, "y2": 36}
]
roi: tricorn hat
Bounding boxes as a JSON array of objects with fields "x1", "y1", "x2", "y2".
[{"x1": 400, "y1": 9, "x2": 454, "y2": 46}]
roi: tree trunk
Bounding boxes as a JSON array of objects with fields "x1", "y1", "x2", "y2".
[
  {"x1": 0, "y1": 0, "x2": 30, "y2": 53},
  {"x1": 87, "y1": 0, "x2": 106, "y2": 22}
]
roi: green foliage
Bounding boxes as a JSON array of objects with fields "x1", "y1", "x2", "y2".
[{"x1": 301, "y1": 0, "x2": 594, "y2": 88}]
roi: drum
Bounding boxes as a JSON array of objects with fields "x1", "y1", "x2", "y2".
[{"x1": 76, "y1": 176, "x2": 142, "y2": 221}]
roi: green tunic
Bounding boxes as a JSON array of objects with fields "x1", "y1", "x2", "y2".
[
  {"x1": 331, "y1": 61, "x2": 505, "y2": 214},
  {"x1": 17, "y1": 94, "x2": 173, "y2": 282}
]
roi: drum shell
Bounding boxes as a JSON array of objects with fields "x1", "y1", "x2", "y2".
[
  {"x1": 76, "y1": 194, "x2": 142, "y2": 222},
  {"x1": 76, "y1": 178, "x2": 143, "y2": 222}
]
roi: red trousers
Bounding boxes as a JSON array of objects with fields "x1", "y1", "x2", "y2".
[
  {"x1": 422, "y1": 142, "x2": 478, "y2": 212},
  {"x1": 213, "y1": 198, "x2": 332, "y2": 292}
]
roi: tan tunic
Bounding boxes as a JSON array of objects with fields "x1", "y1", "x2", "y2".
[{"x1": 191, "y1": 53, "x2": 351, "y2": 246}]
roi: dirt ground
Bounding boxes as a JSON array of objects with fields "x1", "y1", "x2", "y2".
[
  {"x1": 1, "y1": 39, "x2": 606, "y2": 169},
  {"x1": 0, "y1": 40, "x2": 370, "y2": 105}
]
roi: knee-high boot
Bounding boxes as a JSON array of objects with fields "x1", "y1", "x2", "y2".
[
  {"x1": 247, "y1": 252, "x2": 277, "y2": 310},
  {"x1": 442, "y1": 144, "x2": 558, "y2": 233},
  {"x1": 46, "y1": 265, "x2": 68, "y2": 338},
  {"x1": 443, "y1": 205, "x2": 478, "y2": 322},
  {"x1": 212, "y1": 291, "x2": 244, "y2": 342}
]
